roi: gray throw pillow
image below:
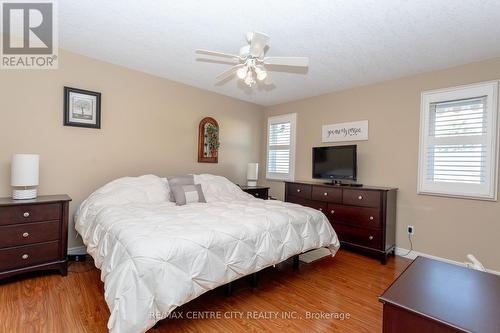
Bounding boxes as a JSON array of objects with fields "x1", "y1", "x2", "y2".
[
  {"x1": 171, "y1": 184, "x2": 206, "y2": 206},
  {"x1": 167, "y1": 175, "x2": 195, "y2": 202}
]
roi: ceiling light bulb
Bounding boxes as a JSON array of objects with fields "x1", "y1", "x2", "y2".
[
  {"x1": 236, "y1": 67, "x2": 248, "y2": 79},
  {"x1": 256, "y1": 68, "x2": 268, "y2": 81}
]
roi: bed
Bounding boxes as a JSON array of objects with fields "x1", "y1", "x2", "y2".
[{"x1": 75, "y1": 174, "x2": 340, "y2": 333}]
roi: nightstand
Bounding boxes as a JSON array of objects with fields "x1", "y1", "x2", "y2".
[
  {"x1": 0, "y1": 195, "x2": 71, "y2": 280},
  {"x1": 240, "y1": 186, "x2": 270, "y2": 199}
]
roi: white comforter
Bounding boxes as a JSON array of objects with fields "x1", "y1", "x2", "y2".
[{"x1": 75, "y1": 174, "x2": 339, "y2": 333}]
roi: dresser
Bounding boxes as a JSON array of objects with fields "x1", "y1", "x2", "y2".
[
  {"x1": 284, "y1": 181, "x2": 397, "y2": 263},
  {"x1": 240, "y1": 185, "x2": 270, "y2": 199},
  {"x1": 0, "y1": 195, "x2": 71, "y2": 280}
]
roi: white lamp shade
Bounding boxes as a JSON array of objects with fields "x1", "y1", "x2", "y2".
[
  {"x1": 11, "y1": 154, "x2": 39, "y2": 187},
  {"x1": 247, "y1": 163, "x2": 259, "y2": 181}
]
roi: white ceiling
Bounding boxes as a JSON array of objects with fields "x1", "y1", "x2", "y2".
[{"x1": 60, "y1": 0, "x2": 500, "y2": 106}]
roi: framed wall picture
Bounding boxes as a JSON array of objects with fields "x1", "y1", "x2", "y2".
[
  {"x1": 64, "y1": 86, "x2": 101, "y2": 129},
  {"x1": 198, "y1": 117, "x2": 219, "y2": 163}
]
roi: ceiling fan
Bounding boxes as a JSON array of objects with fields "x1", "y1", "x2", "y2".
[{"x1": 195, "y1": 32, "x2": 309, "y2": 87}]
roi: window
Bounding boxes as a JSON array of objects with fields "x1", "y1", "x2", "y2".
[
  {"x1": 418, "y1": 81, "x2": 499, "y2": 200},
  {"x1": 266, "y1": 113, "x2": 297, "y2": 181}
]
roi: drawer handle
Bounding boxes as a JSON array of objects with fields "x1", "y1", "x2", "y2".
[
  {"x1": 358, "y1": 195, "x2": 363, "y2": 200},
  {"x1": 369, "y1": 236, "x2": 374, "y2": 240},
  {"x1": 323, "y1": 192, "x2": 328, "y2": 196},
  {"x1": 297, "y1": 189, "x2": 301, "y2": 193},
  {"x1": 22, "y1": 232, "x2": 30, "y2": 238},
  {"x1": 330, "y1": 210, "x2": 335, "y2": 214},
  {"x1": 369, "y1": 216, "x2": 374, "y2": 221},
  {"x1": 318, "y1": 208, "x2": 323, "y2": 211},
  {"x1": 21, "y1": 254, "x2": 29, "y2": 260},
  {"x1": 23, "y1": 212, "x2": 30, "y2": 218}
]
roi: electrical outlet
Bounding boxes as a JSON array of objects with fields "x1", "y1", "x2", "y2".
[{"x1": 407, "y1": 225, "x2": 415, "y2": 235}]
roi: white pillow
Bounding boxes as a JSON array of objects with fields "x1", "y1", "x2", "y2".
[
  {"x1": 194, "y1": 174, "x2": 253, "y2": 202},
  {"x1": 83, "y1": 174, "x2": 170, "y2": 207}
]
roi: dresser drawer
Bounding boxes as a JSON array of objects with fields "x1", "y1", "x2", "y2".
[
  {"x1": 0, "y1": 220, "x2": 60, "y2": 248},
  {"x1": 287, "y1": 183, "x2": 312, "y2": 199},
  {"x1": 327, "y1": 204, "x2": 381, "y2": 229},
  {"x1": 342, "y1": 189, "x2": 381, "y2": 208},
  {"x1": 332, "y1": 223, "x2": 382, "y2": 250},
  {"x1": 311, "y1": 186, "x2": 342, "y2": 203},
  {"x1": 0, "y1": 241, "x2": 60, "y2": 271},
  {"x1": 286, "y1": 195, "x2": 327, "y2": 213},
  {"x1": 0, "y1": 203, "x2": 61, "y2": 225}
]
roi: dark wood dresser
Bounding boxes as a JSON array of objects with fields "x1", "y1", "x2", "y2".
[
  {"x1": 284, "y1": 181, "x2": 397, "y2": 263},
  {"x1": 380, "y1": 256, "x2": 500, "y2": 333},
  {"x1": 240, "y1": 186, "x2": 270, "y2": 199},
  {"x1": 0, "y1": 195, "x2": 71, "y2": 280}
]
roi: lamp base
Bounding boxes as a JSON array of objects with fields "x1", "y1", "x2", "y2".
[
  {"x1": 12, "y1": 188, "x2": 37, "y2": 200},
  {"x1": 247, "y1": 180, "x2": 257, "y2": 187}
]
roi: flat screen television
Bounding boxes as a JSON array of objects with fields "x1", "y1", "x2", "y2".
[{"x1": 312, "y1": 145, "x2": 357, "y2": 183}]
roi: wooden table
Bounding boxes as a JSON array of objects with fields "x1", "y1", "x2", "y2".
[{"x1": 379, "y1": 256, "x2": 500, "y2": 333}]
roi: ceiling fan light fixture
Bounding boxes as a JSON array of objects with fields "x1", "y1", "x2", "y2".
[
  {"x1": 255, "y1": 66, "x2": 268, "y2": 81},
  {"x1": 244, "y1": 71, "x2": 255, "y2": 86},
  {"x1": 196, "y1": 31, "x2": 309, "y2": 88},
  {"x1": 236, "y1": 67, "x2": 248, "y2": 79}
]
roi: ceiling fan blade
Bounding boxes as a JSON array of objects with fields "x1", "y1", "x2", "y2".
[
  {"x1": 195, "y1": 49, "x2": 240, "y2": 60},
  {"x1": 249, "y1": 32, "x2": 269, "y2": 57},
  {"x1": 215, "y1": 64, "x2": 245, "y2": 81},
  {"x1": 263, "y1": 57, "x2": 309, "y2": 67}
]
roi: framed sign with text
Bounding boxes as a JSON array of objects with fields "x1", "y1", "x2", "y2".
[{"x1": 322, "y1": 120, "x2": 369, "y2": 142}]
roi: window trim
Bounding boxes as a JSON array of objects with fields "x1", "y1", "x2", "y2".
[
  {"x1": 417, "y1": 80, "x2": 499, "y2": 201},
  {"x1": 266, "y1": 113, "x2": 297, "y2": 181}
]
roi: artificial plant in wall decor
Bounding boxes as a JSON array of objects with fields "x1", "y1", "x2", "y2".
[{"x1": 198, "y1": 117, "x2": 220, "y2": 163}]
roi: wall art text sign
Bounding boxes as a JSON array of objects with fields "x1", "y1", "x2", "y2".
[{"x1": 322, "y1": 120, "x2": 369, "y2": 142}]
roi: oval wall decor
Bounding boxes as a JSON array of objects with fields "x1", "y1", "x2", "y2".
[{"x1": 198, "y1": 117, "x2": 220, "y2": 163}]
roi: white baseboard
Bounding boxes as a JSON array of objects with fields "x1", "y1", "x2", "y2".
[
  {"x1": 68, "y1": 245, "x2": 87, "y2": 255},
  {"x1": 395, "y1": 247, "x2": 500, "y2": 276}
]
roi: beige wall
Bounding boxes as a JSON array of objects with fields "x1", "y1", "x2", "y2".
[
  {"x1": 0, "y1": 50, "x2": 264, "y2": 248},
  {"x1": 2, "y1": 49, "x2": 499, "y2": 271},
  {"x1": 261, "y1": 57, "x2": 500, "y2": 271}
]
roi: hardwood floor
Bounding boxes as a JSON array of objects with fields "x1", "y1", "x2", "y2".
[{"x1": 0, "y1": 250, "x2": 410, "y2": 333}]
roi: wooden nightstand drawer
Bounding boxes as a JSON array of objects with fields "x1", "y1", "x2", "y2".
[
  {"x1": 0, "y1": 220, "x2": 60, "y2": 248},
  {"x1": 342, "y1": 189, "x2": 381, "y2": 208},
  {"x1": 240, "y1": 186, "x2": 270, "y2": 200},
  {"x1": 327, "y1": 204, "x2": 381, "y2": 229},
  {"x1": 0, "y1": 241, "x2": 60, "y2": 272},
  {"x1": 248, "y1": 188, "x2": 269, "y2": 199},
  {"x1": 0, "y1": 203, "x2": 61, "y2": 225}
]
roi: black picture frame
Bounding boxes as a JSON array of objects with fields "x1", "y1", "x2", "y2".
[{"x1": 63, "y1": 86, "x2": 101, "y2": 129}]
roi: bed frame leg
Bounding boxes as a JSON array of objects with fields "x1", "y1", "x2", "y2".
[
  {"x1": 293, "y1": 255, "x2": 300, "y2": 270},
  {"x1": 225, "y1": 282, "x2": 233, "y2": 297},
  {"x1": 251, "y1": 272, "x2": 258, "y2": 288}
]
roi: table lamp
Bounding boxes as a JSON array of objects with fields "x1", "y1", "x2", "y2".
[
  {"x1": 247, "y1": 163, "x2": 258, "y2": 186},
  {"x1": 11, "y1": 154, "x2": 39, "y2": 200}
]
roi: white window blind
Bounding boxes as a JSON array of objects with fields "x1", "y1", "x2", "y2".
[
  {"x1": 418, "y1": 81, "x2": 499, "y2": 200},
  {"x1": 266, "y1": 113, "x2": 296, "y2": 181}
]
